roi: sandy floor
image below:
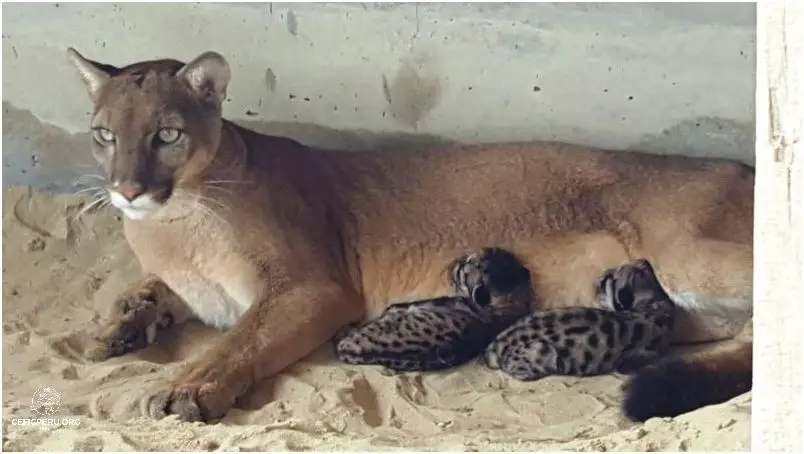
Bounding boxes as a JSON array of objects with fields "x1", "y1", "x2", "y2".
[{"x1": 2, "y1": 186, "x2": 751, "y2": 452}]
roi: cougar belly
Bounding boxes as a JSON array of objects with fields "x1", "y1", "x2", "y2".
[
  {"x1": 160, "y1": 269, "x2": 253, "y2": 329},
  {"x1": 666, "y1": 294, "x2": 752, "y2": 343}
]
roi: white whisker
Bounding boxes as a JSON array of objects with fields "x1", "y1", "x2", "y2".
[
  {"x1": 201, "y1": 205, "x2": 229, "y2": 228},
  {"x1": 204, "y1": 180, "x2": 251, "y2": 185},
  {"x1": 72, "y1": 174, "x2": 106, "y2": 187},
  {"x1": 177, "y1": 188, "x2": 228, "y2": 211},
  {"x1": 168, "y1": 188, "x2": 234, "y2": 232},
  {"x1": 196, "y1": 195, "x2": 227, "y2": 211},
  {"x1": 73, "y1": 186, "x2": 104, "y2": 197},
  {"x1": 76, "y1": 195, "x2": 109, "y2": 220},
  {"x1": 193, "y1": 198, "x2": 230, "y2": 230},
  {"x1": 195, "y1": 198, "x2": 228, "y2": 223},
  {"x1": 202, "y1": 184, "x2": 234, "y2": 197}
]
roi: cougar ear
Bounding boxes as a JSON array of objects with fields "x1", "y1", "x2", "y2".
[
  {"x1": 176, "y1": 51, "x2": 231, "y2": 104},
  {"x1": 66, "y1": 48, "x2": 116, "y2": 102}
]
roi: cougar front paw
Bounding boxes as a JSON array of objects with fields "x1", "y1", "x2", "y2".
[
  {"x1": 85, "y1": 293, "x2": 172, "y2": 361},
  {"x1": 141, "y1": 380, "x2": 234, "y2": 422}
]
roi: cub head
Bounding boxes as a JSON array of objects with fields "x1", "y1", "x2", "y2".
[
  {"x1": 66, "y1": 48, "x2": 231, "y2": 220},
  {"x1": 449, "y1": 247, "x2": 533, "y2": 319},
  {"x1": 598, "y1": 259, "x2": 667, "y2": 311}
]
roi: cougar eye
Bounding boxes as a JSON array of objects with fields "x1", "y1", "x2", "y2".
[
  {"x1": 157, "y1": 127, "x2": 181, "y2": 144},
  {"x1": 93, "y1": 128, "x2": 115, "y2": 144}
]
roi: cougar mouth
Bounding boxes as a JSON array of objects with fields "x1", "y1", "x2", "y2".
[{"x1": 107, "y1": 186, "x2": 173, "y2": 221}]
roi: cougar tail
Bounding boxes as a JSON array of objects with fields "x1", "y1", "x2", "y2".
[{"x1": 622, "y1": 335, "x2": 752, "y2": 422}]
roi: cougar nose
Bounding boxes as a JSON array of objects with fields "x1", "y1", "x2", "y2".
[{"x1": 115, "y1": 182, "x2": 145, "y2": 201}]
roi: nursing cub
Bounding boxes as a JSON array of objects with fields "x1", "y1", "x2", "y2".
[
  {"x1": 483, "y1": 259, "x2": 675, "y2": 380},
  {"x1": 335, "y1": 249, "x2": 674, "y2": 380},
  {"x1": 334, "y1": 248, "x2": 532, "y2": 371}
]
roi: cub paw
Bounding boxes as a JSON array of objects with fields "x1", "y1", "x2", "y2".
[
  {"x1": 479, "y1": 344, "x2": 500, "y2": 369},
  {"x1": 333, "y1": 323, "x2": 367, "y2": 363},
  {"x1": 332, "y1": 322, "x2": 360, "y2": 345}
]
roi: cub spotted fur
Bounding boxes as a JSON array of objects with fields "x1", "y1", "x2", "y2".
[
  {"x1": 483, "y1": 259, "x2": 675, "y2": 380},
  {"x1": 65, "y1": 47, "x2": 753, "y2": 423},
  {"x1": 335, "y1": 247, "x2": 532, "y2": 371}
]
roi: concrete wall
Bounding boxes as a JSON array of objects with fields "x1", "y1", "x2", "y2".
[{"x1": 2, "y1": 2, "x2": 756, "y2": 193}]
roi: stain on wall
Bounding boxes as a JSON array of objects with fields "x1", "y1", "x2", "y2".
[
  {"x1": 285, "y1": 10, "x2": 298, "y2": 37},
  {"x1": 2, "y1": 2, "x2": 757, "y2": 191},
  {"x1": 632, "y1": 117, "x2": 755, "y2": 165},
  {"x1": 382, "y1": 51, "x2": 443, "y2": 130},
  {"x1": 264, "y1": 68, "x2": 277, "y2": 93}
]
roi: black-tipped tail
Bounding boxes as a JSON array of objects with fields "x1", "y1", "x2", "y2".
[{"x1": 622, "y1": 339, "x2": 752, "y2": 422}]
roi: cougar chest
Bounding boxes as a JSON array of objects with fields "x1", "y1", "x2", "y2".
[{"x1": 124, "y1": 215, "x2": 260, "y2": 329}]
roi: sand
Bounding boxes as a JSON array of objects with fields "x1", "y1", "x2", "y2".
[{"x1": 2, "y1": 185, "x2": 751, "y2": 452}]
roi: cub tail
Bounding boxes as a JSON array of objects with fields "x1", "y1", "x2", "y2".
[{"x1": 622, "y1": 325, "x2": 752, "y2": 422}]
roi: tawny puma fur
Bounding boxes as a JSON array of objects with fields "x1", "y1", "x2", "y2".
[{"x1": 66, "y1": 48, "x2": 754, "y2": 423}]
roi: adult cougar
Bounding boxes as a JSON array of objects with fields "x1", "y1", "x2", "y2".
[{"x1": 66, "y1": 48, "x2": 754, "y2": 423}]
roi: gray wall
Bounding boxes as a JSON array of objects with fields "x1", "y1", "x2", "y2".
[{"x1": 2, "y1": 3, "x2": 756, "y2": 193}]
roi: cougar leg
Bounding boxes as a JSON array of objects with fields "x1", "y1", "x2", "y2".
[{"x1": 141, "y1": 280, "x2": 364, "y2": 422}]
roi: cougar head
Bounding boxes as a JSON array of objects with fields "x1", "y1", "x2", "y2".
[{"x1": 66, "y1": 48, "x2": 231, "y2": 220}]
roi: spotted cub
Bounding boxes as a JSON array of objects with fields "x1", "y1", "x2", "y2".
[
  {"x1": 483, "y1": 259, "x2": 675, "y2": 381},
  {"x1": 334, "y1": 247, "x2": 532, "y2": 372}
]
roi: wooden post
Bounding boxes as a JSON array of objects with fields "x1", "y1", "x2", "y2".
[{"x1": 754, "y1": 1, "x2": 803, "y2": 451}]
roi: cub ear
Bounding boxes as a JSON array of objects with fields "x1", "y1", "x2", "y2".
[
  {"x1": 176, "y1": 51, "x2": 231, "y2": 105},
  {"x1": 634, "y1": 259, "x2": 655, "y2": 274},
  {"x1": 471, "y1": 285, "x2": 491, "y2": 306},
  {"x1": 615, "y1": 287, "x2": 635, "y2": 309},
  {"x1": 66, "y1": 48, "x2": 117, "y2": 102}
]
